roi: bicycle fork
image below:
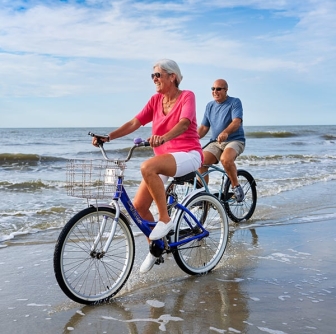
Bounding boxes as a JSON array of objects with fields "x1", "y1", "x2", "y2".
[{"x1": 90, "y1": 201, "x2": 120, "y2": 258}]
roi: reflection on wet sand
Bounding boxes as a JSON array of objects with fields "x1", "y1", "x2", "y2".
[
  {"x1": 61, "y1": 228, "x2": 261, "y2": 333},
  {"x1": 62, "y1": 277, "x2": 251, "y2": 333},
  {"x1": 2, "y1": 217, "x2": 335, "y2": 333}
]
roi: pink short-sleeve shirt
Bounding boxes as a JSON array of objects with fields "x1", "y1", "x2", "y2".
[{"x1": 135, "y1": 90, "x2": 203, "y2": 161}]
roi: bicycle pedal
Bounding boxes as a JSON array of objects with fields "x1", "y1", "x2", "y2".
[
  {"x1": 225, "y1": 192, "x2": 234, "y2": 200},
  {"x1": 155, "y1": 256, "x2": 164, "y2": 265}
]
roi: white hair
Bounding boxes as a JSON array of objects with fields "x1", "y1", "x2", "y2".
[{"x1": 153, "y1": 59, "x2": 183, "y2": 87}]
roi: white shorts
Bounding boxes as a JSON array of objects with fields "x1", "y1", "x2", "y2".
[{"x1": 160, "y1": 150, "x2": 202, "y2": 183}]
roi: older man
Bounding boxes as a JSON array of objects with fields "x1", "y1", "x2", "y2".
[{"x1": 198, "y1": 79, "x2": 245, "y2": 202}]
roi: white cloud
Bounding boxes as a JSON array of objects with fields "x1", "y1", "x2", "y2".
[{"x1": 0, "y1": 0, "x2": 335, "y2": 126}]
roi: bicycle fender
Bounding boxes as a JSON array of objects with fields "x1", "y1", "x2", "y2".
[
  {"x1": 237, "y1": 169, "x2": 257, "y2": 186},
  {"x1": 179, "y1": 187, "x2": 205, "y2": 206}
]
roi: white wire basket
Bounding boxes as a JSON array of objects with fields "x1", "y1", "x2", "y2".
[{"x1": 66, "y1": 159, "x2": 126, "y2": 199}]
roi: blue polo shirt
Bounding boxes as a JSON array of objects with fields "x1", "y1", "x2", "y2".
[{"x1": 201, "y1": 96, "x2": 245, "y2": 143}]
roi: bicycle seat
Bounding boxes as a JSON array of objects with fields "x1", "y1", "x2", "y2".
[{"x1": 173, "y1": 171, "x2": 196, "y2": 184}]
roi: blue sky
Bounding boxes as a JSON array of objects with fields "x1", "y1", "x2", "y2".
[{"x1": 1, "y1": 0, "x2": 335, "y2": 127}]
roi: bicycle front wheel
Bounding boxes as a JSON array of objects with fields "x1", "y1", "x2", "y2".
[
  {"x1": 173, "y1": 193, "x2": 229, "y2": 275},
  {"x1": 223, "y1": 169, "x2": 257, "y2": 223},
  {"x1": 53, "y1": 206, "x2": 135, "y2": 304}
]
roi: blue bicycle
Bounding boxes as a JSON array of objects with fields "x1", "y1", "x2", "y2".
[{"x1": 53, "y1": 133, "x2": 229, "y2": 304}]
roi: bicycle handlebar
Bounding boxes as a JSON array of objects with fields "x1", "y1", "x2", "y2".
[
  {"x1": 88, "y1": 132, "x2": 217, "y2": 161},
  {"x1": 88, "y1": 132, "x2": 150, "y2": 162},
  {"x1": 202, "y1": 139, "x2": 217, "y2": 150}
]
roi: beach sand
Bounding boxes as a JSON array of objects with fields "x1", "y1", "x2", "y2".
[{"x1": 1, "y1": 182, "x2": 336, "y2": 334}]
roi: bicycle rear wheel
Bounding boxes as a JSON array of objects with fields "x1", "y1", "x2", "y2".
[
  {"x1": 53, "y1": 206, "x2": 135, "y2": 304},
  {"x1": 223, "y1": 169, "x2": 257, "y2": 223},
  {"x1": 173, "y1": 193, "x2": 228, "y2": 275}
]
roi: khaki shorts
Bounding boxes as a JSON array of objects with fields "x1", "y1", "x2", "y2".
[{"x1": 204, "y1": 141, "x2": 245, "y2": 162}]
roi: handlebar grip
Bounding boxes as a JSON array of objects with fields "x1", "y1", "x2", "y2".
[
  {"x1": 88, "y1": 131, "x2": 109, "y2": 147},
  {"x1": 88, "y1": 132, "x2": 109, "y2": 139},
  {"x1": 134, "y1": 138, "x2": 150, "y2": 147}
]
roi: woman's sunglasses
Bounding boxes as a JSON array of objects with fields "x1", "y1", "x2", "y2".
[{"x1": 151, "y1": 72, "x2": 162, "y2": 79}]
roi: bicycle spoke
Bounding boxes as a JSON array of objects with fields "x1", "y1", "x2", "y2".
[{"x1": 173, "y1": 193, "x2": 228, "y2": 275}]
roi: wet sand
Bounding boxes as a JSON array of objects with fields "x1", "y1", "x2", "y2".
[{"x1": 1, "y1": 183, "x2": 336, "y2": 334}]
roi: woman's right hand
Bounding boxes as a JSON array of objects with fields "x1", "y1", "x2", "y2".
[{"x1": 148, "y1": 134, "x2": 165, "y2": 147}]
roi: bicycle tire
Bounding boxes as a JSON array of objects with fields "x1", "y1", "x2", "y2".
[
  {"x1": 173, "y1": 192, "x2": 228, "y2": 275},
  {"x1": 222, "y1": 169, "x2": 257, "y2": 223},
  {"x1": 53, "y1": 206, "x2": 135, "y2": 305}
]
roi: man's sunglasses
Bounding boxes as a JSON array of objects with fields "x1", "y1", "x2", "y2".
[{"x1": 211, "y1": 87, "x2": 227, "y2": 92}]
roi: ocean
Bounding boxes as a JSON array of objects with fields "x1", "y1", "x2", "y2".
[{"x1": 1, "y1": 125, "x2": 336, "y2": 245}]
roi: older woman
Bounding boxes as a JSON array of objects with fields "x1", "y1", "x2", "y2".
[{"x1": 92, "y1": 59, "x2": 203, "y2": 273}]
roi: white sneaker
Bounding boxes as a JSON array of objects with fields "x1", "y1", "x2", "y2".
[
  {"x1": 140, "y1": 252, "x2": 157, "y2": 273},
  {"x1": 149, "y1": 220, "x2": 174, "y2": 240}
]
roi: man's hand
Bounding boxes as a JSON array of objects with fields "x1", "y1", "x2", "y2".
[{"x1": 217, "y1": 132, "x2": 228, "y2": 143}]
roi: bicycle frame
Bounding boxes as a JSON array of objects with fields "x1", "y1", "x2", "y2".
[
  {"x1": 174, "y1": 164, "x2": 230, "y2": 204},
  {"x1": 197, "y1": 165, "x2": 227, "y2": 193},
  {"x1": 97, "y1": 165, "x2": 210, "y2": 254}
]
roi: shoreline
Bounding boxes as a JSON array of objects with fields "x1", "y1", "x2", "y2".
[{"x1": 2, "y1": 179, "x2": 336, "y2": 249}]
